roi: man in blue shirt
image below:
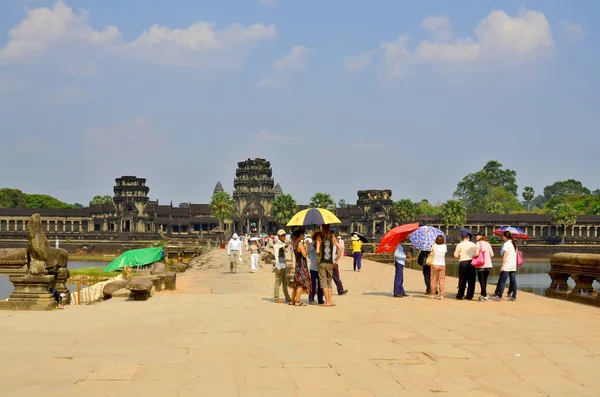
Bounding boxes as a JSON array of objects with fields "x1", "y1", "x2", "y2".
[{"x1": 394, "y1": 242, "x2": 408, "y2": 297}]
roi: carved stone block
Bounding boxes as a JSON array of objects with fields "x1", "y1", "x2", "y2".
[{"x1": 0, "y1": 275, "x2": 57, "y2": 311}]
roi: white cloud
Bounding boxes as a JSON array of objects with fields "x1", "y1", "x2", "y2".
[
  {"x1": 0, "y1": 1, "x2": 277, "y2": 69},
  {"x1": 259, "y1": 0, "x2": 278, "y2": 7},
  {"x1": 344, "y1": 50, "x2": 376, "y2": 71},
  {"x1": 0, "y1": 1, "x2": 119, "y2": 61},
  {"x1": 356, "y1": 9, "x2": 554, "y2": 77},
  {"x1": 380, "y1": 35, "x2": 416, "y2": 78},
  {"x1": 420, "y1": 15, "x2": 452, "y2": 41},
  {"x1": 559, "y1": 20, "x2": 585, "y2": 42},
  {"x1": 273, "y1": 45, "x2": 312, "y2": 70}
]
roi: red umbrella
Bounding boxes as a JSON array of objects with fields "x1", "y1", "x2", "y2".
[
  {"x1": 376, "y1": 223, "x2": 420, "y2": 254},
  {"x1": 493, "y1": 226, "x2": 530, "y2": 240}
]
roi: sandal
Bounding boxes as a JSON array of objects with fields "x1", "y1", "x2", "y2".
[{"x1": 295, "y1": 302, "x2": 305, "y2": 306}]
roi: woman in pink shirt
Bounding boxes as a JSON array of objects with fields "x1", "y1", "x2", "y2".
[{"x1": 474, "y1": 231, "x2": 494, "y2": 302}]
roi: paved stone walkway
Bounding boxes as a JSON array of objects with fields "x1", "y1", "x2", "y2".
[{"x1": 1, "y1": 249, "x2": 600, "y2": 396}]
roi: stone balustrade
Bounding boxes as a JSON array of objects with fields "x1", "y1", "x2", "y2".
[{"x1": 546, "y1": 253, "x2": 600, "y2": 306}]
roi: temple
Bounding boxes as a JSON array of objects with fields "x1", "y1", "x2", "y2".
[{"x1": 0, "y1": 158, "x2": 599, "y2": 243}]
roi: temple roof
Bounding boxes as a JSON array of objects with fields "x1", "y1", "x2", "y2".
[
  {"x1": 214, "y1": 181, "x2": 224, "y2": 194},
  {"x1": 273, "y1": 183, "x2": 283, "y2": 196}
]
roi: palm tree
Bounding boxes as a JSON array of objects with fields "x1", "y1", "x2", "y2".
[
  {"x1": 309, "y1": 193, "x2": 336, "y2": 211},
  {"x1": 209, "y1": 191, "x2": 235, "y2": 230},
  {"x1": 271, "y1": 194, "x2": 298, "y2": 226},
  {"x1": 548, "y1": 203, "x2": 577, "y2": 244},
  {"x1": 394, "y1": 199, "x2": 417, "y2": 223},
  {"x1": 337, "y1": 199, "x2": 348, "y2": 208},
  {"x1": 441, "y1": 200, "x2": 467, "y2": 227},
  {"x1": 522, "y1": 186, "x2": 535, "y2": 211}
]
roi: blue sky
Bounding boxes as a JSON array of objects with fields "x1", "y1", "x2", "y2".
[{"x1": 0, "y1": 0, "x2": 597, "y2": 206}]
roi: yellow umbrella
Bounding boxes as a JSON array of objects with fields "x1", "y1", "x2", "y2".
[{"x1": 286, "y1": 208, "x2": 341, "y2": 227}]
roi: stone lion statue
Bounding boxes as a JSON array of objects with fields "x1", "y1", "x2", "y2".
[{"x1": 27, "y1": 214, "x2": 68, "y2": 275}]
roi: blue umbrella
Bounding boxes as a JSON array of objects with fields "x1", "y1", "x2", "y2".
[{"x1": 409, "y1": 226, "x2": 446, "y2": 251}]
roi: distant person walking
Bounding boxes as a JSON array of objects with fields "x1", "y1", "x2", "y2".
[
  {"x1": 474, "y1": 232, "x2": 494, "y2": 301},
  {"x1": 454, "y1": 232, "x2": 477, "y2": 300},
  {"x1": 429, "y1": 235, "x2": 447, "y2": 300},
  {"x1": 393, "y1": 242, "x2": 408, "y2": 298},
  {"x1": 273, "y1": 229, "x2": 291, "y2": 303},
  {"x1": 249, "y1": 239, "x2": 260, "y2": 273},
  {"x1": 492, "y1": 231, "x2": 518, "y2": 301},
  {"x1": 227, "y1": 233, "x2": 243, "y2": 274},
  {"x1": 351, "y1": 234, "x2": 363, "y2": 272}
]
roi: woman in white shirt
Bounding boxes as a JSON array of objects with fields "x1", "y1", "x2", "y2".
[
  {"x1": 492, "y1": 231, "x2": 518, "y2": 301},
  {"x1": 429, "y1": 235, "x2": 448, "y2": 300}
]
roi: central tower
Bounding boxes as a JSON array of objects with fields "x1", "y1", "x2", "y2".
[{"x1": 233, "y1": 158, "x2": 276, "y2": 234}]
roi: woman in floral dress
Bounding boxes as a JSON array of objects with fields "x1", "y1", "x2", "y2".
[{"x1": 290, "y1": 228, "x2": 311, "y2": 306}]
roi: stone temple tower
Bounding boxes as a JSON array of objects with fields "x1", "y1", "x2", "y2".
[
  {"x1": 233, "y1": 158, "x2": 276, "y2": 234},
  {"x1": 113, "y1": 176, "x2": 151, "y2": 233}
]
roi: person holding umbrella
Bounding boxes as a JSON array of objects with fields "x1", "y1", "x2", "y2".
[
  {"x1": 316, "y1": 224, "x2": 344, "y2": 307},
  {"x1": 454, "y1": 231, "x2": 477, "y2": 300},
  {"x1": 393, "y1": 241, "x2": 408, "y2": 297},
  {"x1": 376, "y1": 223, "x2": 420, "y2": 298}
]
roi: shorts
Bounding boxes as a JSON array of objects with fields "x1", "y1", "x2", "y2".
[{"x1": 318, "y1": 262, "x2": 333, "y2": 288}]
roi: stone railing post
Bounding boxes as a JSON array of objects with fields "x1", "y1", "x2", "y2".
[{"x1": 546, "y1": 253, "x2": 599, "y2": 306}]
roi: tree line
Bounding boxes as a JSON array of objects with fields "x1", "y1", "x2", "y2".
[{"x1": 209, "y1": 160, "x2": 599, "y2": 232}]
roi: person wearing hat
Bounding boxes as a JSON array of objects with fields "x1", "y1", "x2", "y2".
[
  {"x1": 273, "y1": 229, "x2": 292, "y2": 303},
  {"x1": 227, "y1": 233, "x2": 243, "y2": 274},
  {"x1": 351, "y1": 234, "x2": 363, "y2": 272},
  {"x1": 454, "y1": 231, "x2": 477, "y2": 300}
]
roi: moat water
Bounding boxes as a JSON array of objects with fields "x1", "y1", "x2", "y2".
[{"x1": 0, "y1": 261, "x2": 100, "y2": 300}]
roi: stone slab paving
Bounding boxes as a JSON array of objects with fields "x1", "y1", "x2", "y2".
[{"x1": 1, "y1": 249, "x2": 600, "y2": 396}]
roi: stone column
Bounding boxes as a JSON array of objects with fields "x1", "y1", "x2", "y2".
[
  {"x1": 55, "y1": 267, "x2": 71, "y2": 304},
  {"x1": 0, "y1": 274, "x2": 57, "y2": 311}
]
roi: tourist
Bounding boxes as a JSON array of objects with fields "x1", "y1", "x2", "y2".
[
  {"x1": 454, "y1": 231, "x2": 477, "y2": 300},
  {"x1": 417, "y1": 250, "x2": 431, "y2": 294},
  {"x1": 227, "y1": 233, "x2": 243, "y2": 274},
  {"x1": 332, "y1": 232, "x2": 348, "y2": 295},
  {"x1": 492, "y1": 231, "x2": 518, "y2": 301},
  {"x1": 429, "y1": 235, "x2": 447, "y2": 300},
  {"x1": 249, "y1": 239, "x2": 260, "y2": 273},
  {"x1": 307, "y1": 233, "x2": 325, "y2": 305},
  {"x1": 393, "y1": 241, "x2": 408, "y2": 297},
  {"x1": 315, "y1": 224, "x2": 343, "y2": 307},
  {"x1": 289, "y1": 229, "x2": 311, "y2": 306},
  {"x1": 351, "y1": 234, "x2": 363, "y2": 271},
  {"x1": 338, "y1": 236, "x2": 346, "y2": 256},
  {"x1": 474, "y1": 232, "x2": 494, "y2": 301},
  {"x1": 273, "y1": 229, "x2": 292, "y2": 303}
]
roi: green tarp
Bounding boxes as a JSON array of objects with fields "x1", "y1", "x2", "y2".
[{"x1": 104, "y1": 247, "x2": 164, "y2": 272}]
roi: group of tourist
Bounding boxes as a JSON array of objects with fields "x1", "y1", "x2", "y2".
[
  {"x1": 394, "y1": 230, "x2": 520, "y2": 301},
  {"x1": 228, "y1": 226, "x2": 520, "y2": 304}
]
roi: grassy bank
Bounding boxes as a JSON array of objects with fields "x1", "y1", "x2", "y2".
[
  {"x1": 68, "y1": 267, "x2": 119, "y2": 285},
  {"x1": 69, "y1": 254, "x2": 117, "y2": 262}
]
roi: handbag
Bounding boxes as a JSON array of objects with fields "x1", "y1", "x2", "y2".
[
  {"x1": 472, "y1": 243, "x2": 486, "y2": 268},
  {"x1": 425, "y1": 245, "x2": 434, "y2": 266},
  {"x1": 516, "y1": 249, "x2": 523, "y2": 267}
]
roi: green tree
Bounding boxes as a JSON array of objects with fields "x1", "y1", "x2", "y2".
[
  {"x1": 271, "y1": 194, "x2": 298, "y2": 226},
  {"x1": 441, "y1": 200, "x2": 467, "y2": 227},
  {"x1": 543, "y1": 180, "x2": 590, "y2": 201},
  {"x1": 0, "y1": 188, "x2": 27, "y2": 208},
  {"x1": 415, "y1": 199, "x2": 441, "y2": 216},
  {"x1": 89, "y1": 195, "x2": 113, "y2": 206},
  {"x1": 482, "y1": 187, "x2": 522, "y2": 214},
  {"x1": 210, "y1": 191, "x2": 236, "y2": 229},
  {"x1": 72, "y1": 203, "x2": 84, "y2": 208},
  {"x1": 454, "y1": 160, "x2": 518, "y2": 213},
  {"x1": 337, "y1": 199, "x2": 348, "y2": 208},
  {"x1": 522, "y1": 186, "x2": 535, "y2": 211},
  {"x1": 394, "y1": 199, "x2": 417, "y2": 223},
  {"x1": 26, "y1": 194, "x2": 73, "y2": 209},
  {"x1": 309, "y1": 193, "x2": 336, "y2": 211},
  {"x1": 548, "y1": 203, "x2": 577, "y2": 243}
]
